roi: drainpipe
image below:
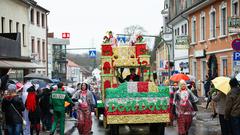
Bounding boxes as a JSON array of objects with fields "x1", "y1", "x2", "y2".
[
  {"x1": 46, "y1": 12, "x2": 50, "y2": 77},
  {"x1": 166, "y1": 19, "x2": 174, "y2": 78}
]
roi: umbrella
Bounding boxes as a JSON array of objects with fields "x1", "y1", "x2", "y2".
[
  {"x1": 187, "y1": 75, "x2": 196, "y2": 81},
  {"x1": 211, "y1": 76, "x2": 231, "y2": 95},
  {"x1": 24, "y1": 73, "x2": 53, "y2": 83},
  {"x1": 236, "y1": 73, "x2": 240, "y2": 81},
  {"x1": 64, "y1": 86, "x2": 76, "y2": 95},
  {"x1": 170, "y1": 73, "x2": 190, "y2": 82}
]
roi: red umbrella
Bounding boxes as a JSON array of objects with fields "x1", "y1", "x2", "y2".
[{"x1": 170, "y1": 73, "x2": 190, "y2": 82}]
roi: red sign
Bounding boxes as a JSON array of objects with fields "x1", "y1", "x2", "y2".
[
  {"x1": 62, "y1": 33, "x2": 70, "y2": 39},
  {"x1": 232, "y1": 38, "x2": 240, "y2": 51}
]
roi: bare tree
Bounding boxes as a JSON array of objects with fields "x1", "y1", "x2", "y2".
[{"x1": 124, "y1": 25, "x2": 146, "y2": 36}]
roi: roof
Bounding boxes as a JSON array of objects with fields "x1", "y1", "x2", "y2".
[
  {"x1": 0, "y1": 60, "x2": 43, "y2": 69},
  {"x1": 67, "y1": 59, "x2": 79, "y2": 67}
]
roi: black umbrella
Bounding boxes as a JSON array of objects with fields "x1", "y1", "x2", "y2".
[{"x1": 24, "y1": 73, "x2": 53, "y2": 83}]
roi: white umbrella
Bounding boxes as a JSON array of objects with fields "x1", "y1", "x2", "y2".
[
  {"x1": 187, "y1": 75, "x2": 196, "y2": 81},
  {"x1": 236, "y1": 73, "x2": 240, "y2": 81},
  {"x1": 65, "y1": 86, "x2": 76, "y2": 95}
]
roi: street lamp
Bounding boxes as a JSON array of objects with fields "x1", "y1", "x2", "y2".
[{"x1": 116, "y1": 34, "x2": 172, "y2": 80}]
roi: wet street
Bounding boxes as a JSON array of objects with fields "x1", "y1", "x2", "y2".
[{"x1": 61, "y1": 106, "x2": 221, "y2": 135}]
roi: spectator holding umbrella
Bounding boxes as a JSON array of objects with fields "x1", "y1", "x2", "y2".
[{"x1": 225, "y1": 78, "x2": 240, "y2": 135}]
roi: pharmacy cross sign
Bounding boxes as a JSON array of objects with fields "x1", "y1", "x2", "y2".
[{"x1": 89, "y1": 50, "x2": 97, "y2": 58}]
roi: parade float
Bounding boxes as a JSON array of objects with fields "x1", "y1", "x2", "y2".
[{"x1": 97, "y1": 31, "x2": 170, "y2": 135}]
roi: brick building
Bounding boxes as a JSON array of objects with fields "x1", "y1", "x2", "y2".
[{"x1": 188, "y1": 0, "x2": 239, "y2": 96}]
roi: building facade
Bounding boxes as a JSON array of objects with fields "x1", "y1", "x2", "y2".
[
  {"x1": 67, "y1": 59, "x2": 82, "y2": 86},
  {"x1": 48, "y1": 33, "x2": 70, "y2": 82},
  {"x1": 188, "y1": 0, "x2": 238, "y2": 96},
  {"x1": 0, "y1": 0, "x2": 48, "y2": 82},
  {"x1": 29, "y1": 2, "x2": 49, "y2": 75},
  {"x1": 155, "y1": 0, "x2": 173, "y2": 83}
]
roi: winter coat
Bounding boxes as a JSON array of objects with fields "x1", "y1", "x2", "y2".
[
  {"x1": 0, "y1": 75, "x2": 9, "y2": 91},
  {"x1": 50, "y1": 89, "x2": 73, "y2": 112},
  {"x1": 2, "y1": 95, "x2": 25, "y2": 125},
  {"x1": 72, "y1": 90, "x2": 95, "y2": 110},
  {"x1": 39, "y1": 91, "x2": 51, "y2": 114},
  {"x1": 212, "y1": 92, "x2": 226, "y2": 115},
  {"x1": 225, "y1": 87, "x2": 240, "y2": 119}
]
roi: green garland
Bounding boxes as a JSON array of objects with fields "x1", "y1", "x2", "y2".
[{"x1": 107, "y1": 99, "x2": 168, "y2": 112}]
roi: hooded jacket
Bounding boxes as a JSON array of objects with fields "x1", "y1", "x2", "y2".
[
  {"x1": 2, "y1": 95, "x2": 25, "y2": 125},
  {"x1": 225, "y1": 87, "x2": 240, "y2": 119}
]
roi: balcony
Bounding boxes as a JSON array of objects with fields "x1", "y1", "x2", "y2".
[{"x1": 0, "y1": 33, "x2": 21, "y2": 58}]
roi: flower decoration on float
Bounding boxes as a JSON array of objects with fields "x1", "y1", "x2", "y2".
[{"x1": 136, "y1": 35, "x2": 144, "y2": 43}]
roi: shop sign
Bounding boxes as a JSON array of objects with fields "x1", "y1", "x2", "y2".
[
  {"x1": 228, "y1": 17, "x2": 240, "y2": 33},
  {"x1": 233, "y1": 52, "x2": 240, "y2": 61},
  {"x1": 175, "y1": 36, "x2": 189, "y2": 49},
  {"x1": 194, "y1": 49, "x2": 206, "y2": 58}
]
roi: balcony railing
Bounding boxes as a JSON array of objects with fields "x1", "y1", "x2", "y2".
[{"x1": 0, "y1": 33, "x2": 21, "y2": 58}]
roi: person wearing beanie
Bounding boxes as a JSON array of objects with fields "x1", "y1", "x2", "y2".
[
  {"x1": 2, "y1": 84, "x2": 25, "y2": 135},
  {"x1": 50, "y1": 82, "x2": 74, "y2": 135},
  {"x1": 225, "y1": 78, "x2": 240, "y2": 135},
  {"x1": 25, "y1": 86, "x2": 41, "y2": 135}
]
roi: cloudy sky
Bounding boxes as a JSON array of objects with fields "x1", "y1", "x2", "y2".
[{"x1": 36, "y1": 0, "x2": 164, "y2": 52}]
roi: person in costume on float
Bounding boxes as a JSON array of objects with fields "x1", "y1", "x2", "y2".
[
  {"x1": 72, "y1": 83, "x2": 95, "y2": 135},
  {"x1": 118, "y1": 68, "x2": 140, "y2": 83},
  {"x1": 50, "y1": 82, "x2": 74, "y2": 135}
]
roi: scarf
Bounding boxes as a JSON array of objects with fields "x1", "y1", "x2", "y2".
[{"x1": 26, "y1": 92, "x2": 36, "y2": 112}]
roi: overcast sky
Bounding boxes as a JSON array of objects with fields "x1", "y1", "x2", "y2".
[{"x1": 36, "y1": 0, "x2": 164, "y2": 52}]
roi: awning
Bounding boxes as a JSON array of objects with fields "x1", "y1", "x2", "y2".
[{"x1": 0, "y1": 60, "x2": 43, "y2": 69}]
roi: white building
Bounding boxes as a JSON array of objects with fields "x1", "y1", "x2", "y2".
[
  {"x1": 29, "y1": 2, "x2": 49, "y2": 75},
  {"x1": 67, "y1": 59, "x2": 82, "y2": 86},
  {"x1": 0, "y1": 0, "x2": 30, "y2": 57},
  {"x1": 0, "y1": 0, "x2": 48, "y2": 81},
  {"x1": 172, "y1": 20, "x2": 189, "y2": 73},
  {"x1": 48, "y1": 33, "x2": 70, "y2": 81}
]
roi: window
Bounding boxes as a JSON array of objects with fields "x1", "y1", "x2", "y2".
[
  {"x1": 22, "y1": 24, "x2": 25, "y2": 46},
  {"x1": 177, "y1": 28, "x2": 180, "y2": 36},
  {"x1": 31, "y1": 37, "x2": 35, "y2": 53},
  {"x1": 221, "y1": 58, "x2": 228, "y2": 76},
  {"x1": 37, "y1": 11, "x2": 40, "y2": 26},
  {"x1": 200, "y1": 12, "x2": 206, "y2": 41},
  {"x1": 9, "y1": 20, "x2": 12, "y2": 33},
  {"x1": 30, "y1": 9, "x2": 34, "y2": 24},
  {"x1": 191, "y1": 16, "x2": 196, "y2": 43},
  {"x1": 42, "y1": 40, "x2": 45, "y2": 60},
  {"x1": 37, "y1": 39, "x2": 41, "y2": 60},
  {"x1": 16, "y1": 22, "x2": 19, "y2": 32},
  {"x1": 181, "y1": 25, "x2": 184, "y2": 35},
  {"x1": 41, "y1": 13, "x2": 45, "y2": 27},
  {"x1": 184, "y1": 23, "x2": 187, "y2": 35},
  {"x1": 232, "y1": 0, "x2": 239, "y2": 16},
  {"x1": 1, "y1": 17, "x2": 5, "y2": 33},
  {"x1": 210, "y1": 7, "x2": 216, "y2": 38},
  {"x1": 220, "y1": 2, "x2": 227, "y2": 36}
]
